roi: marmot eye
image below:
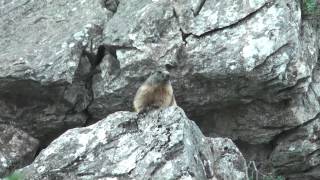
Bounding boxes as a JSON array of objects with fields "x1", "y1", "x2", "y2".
[{"x1": 157, "y1": 71, "x2": 162, "y2": 74}]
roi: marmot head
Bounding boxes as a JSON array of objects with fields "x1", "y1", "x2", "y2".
[{"x1": 145, "y1": 69, "x2": 170, "y2": 86}]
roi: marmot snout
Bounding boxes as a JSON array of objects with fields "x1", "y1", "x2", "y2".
[{"x1": 133, "y1": 69, "x2": 176, "y2": 113}]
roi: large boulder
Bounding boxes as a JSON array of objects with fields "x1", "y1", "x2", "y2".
[
  {"x1": 270, "y1": 116, "x2": 320, "y2": 179},
  {"x1": 0, "y1": 0, "x2": 112, "y2": 144},
  {"x1": 86, "y1": 0, "x2": 320, "y2": 178},
  {"x1": 268, "y1": 24, "x2": 320, "y2": 178},
  {"x1": 21, "y1": 107, "x2": 248, "y2": 180},
  {"x1": 89, "y1": 0, "x2": 319, "y2": 145},
  {"x1": 175, "y1": 0, "x2": 318, "y2": 143},
  {"x1": 0, "y1": 125, "x2": 39, "y2": 177}
]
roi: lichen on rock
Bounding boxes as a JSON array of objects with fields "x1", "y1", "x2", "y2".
[{"x1": 20, "y1": 107, "x2": 248, "y2": 180}]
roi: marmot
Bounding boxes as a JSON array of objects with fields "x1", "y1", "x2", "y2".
[{"x1": 133, "y1": 69, "x2": 177, "y2": 113}]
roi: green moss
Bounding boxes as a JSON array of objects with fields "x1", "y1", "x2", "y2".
[
  {"x1": 301, "y1": 0, "x2": 319, "y2": 17},
  {"x1": 249, "y1": 175, "x2": 285, "y2": 180},
  {"x1": 3, "y1": 171, "x2": 23, "y2": 180},
  {"x1": 303, "y1": 0, "x2": 317, "y2": 12},
  {"x1": 265, "y1": 176, "x2": 285, "y2": 180}
]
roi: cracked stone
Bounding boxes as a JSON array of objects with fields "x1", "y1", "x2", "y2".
[
  {"x1": 20, "y1": 107, "x2": 248, "y2": 180},
  {"x1": 0, "y1": 125, "x2": 39, "y2": 177},
  {"x1": 0, "y1": 0, "x2": 112, "y2": 148}
]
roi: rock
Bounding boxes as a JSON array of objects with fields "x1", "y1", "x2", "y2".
[
  {"x1": 88, "y1": 0, "x2": 182, "y2": 118},
  {"x1": 21, "y1": 107, "x2": 248, "y2": 180},
  {"x1": 270, "y1": 115, "x2": 320, "y2": 178},
  {"x1": 88, "y1": 0, "x2": 319, "y2": 145},
  {"x1": 0, "y1": 0, "x2": 112, "y2": 144},
  {"x1": 180, "y1": 1, "x2": 318, "y2": 143},
  {"x1": 194, "y1": 19, "x2": 318, "y2": 144},
  {"x1": 266, "y1": 21, "x2": 320, "y2": 179},
  {"x1": 0, "y1": 125, "x2": 39, "y2": 177},
  {"x1": 1, "y1": 0, "x2": 320, "y2": 179},
  {"x1": 286, "y1": 166, "x2": 320, "y2": 180},
  {"x1": 173, "y1": 0, "x2": 269, "y2": 36},
  {"x1": 236, "y1": 141, "x2": 273, "y2": 175}
]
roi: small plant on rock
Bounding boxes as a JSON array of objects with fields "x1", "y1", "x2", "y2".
[
  {"x1": 248, "y1": 161, "x2": 285, "y2": 180},
  {"x1": 3, "y1": 171, "x2": 23, "y2": 180},
  {"x1": 301, "y1": 0, "x2": 320, "y2": 17}
]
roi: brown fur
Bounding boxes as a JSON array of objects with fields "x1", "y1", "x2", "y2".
[{"x1": 133, "y1": 81, "x2": 176, "y2": 113}]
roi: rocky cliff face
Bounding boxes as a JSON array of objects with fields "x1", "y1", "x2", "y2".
[{"x1": 0, "y1": 0, "x2": 319, "y2": 179}]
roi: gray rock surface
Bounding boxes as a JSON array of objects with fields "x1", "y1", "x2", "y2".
[
  {"x1": 88, "y1": 0, "x2": 182, "y2": 118},
  {"x1": 0, "y1": 0, "x2": 111, "y2": 143},
  {"x1": 89, "y1": 0, "x2": 318, "y2": 145},
  {"x1": 286, "y1": 166, "x2": 320, "y2": 180},
  {"x1": 87, "y1": 1, "x2": 320, "y2": 178},
  {"x1": 21, "y1": 107, "x2": 248, "y2": 180},
  {"x1": 270, "y1": 114, "x2": 320, "y2": 179},
  {"x1": 268, "y1": 26, "x2": 320, "y2": 177},
  {"x1": 178, "y1": 0, "x2": 318, "y2": 143},
  {"x1": 0, "y1": 125, "x2": 39, "y2": 177},
  {"x1": 1, "y1": 0, "x2": 320, "y2": 179}
]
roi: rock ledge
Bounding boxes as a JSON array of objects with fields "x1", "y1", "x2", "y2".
[{"x1": 21, "y1": 107, "x2": 247, "y2": 180}]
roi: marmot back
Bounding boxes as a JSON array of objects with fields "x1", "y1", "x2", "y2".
[{"x1": 133, "y1": 69, "x2": 176, "y2": 113}]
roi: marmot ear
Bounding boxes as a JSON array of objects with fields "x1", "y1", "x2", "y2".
[{"x1": 165, "y1": 63, "x2": 177, "y2": 71}]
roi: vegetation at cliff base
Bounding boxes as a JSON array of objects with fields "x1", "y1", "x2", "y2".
[
  {"x1": 302, "y1": 0, "x2": 320, "y2": 17},
  {"x1": 3, "y1": 172, "x2": 23, "y2": 180}
]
